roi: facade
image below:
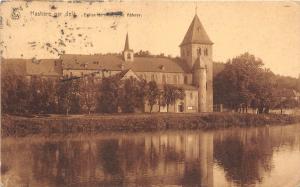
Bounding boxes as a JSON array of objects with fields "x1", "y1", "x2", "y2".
[{"x1": 1, "y1": 14, "x2": 214, "y2": 113}]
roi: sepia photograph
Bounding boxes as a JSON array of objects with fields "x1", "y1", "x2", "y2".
[{"x1": 0, "y1": 1, "x2": 300, "y2": 187}]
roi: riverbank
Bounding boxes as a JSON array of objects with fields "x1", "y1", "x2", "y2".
[{"x1": 2, "y1": 113, "x2": 300, "y2": 137}]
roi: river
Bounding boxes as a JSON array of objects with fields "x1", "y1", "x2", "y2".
[{"x1": 1, "y1": 124, "x2": 300, "y2": 187}]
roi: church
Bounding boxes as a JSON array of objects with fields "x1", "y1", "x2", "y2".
[
  {"x1": 61, "y1": 13, "x2": 213, "y2": 113},
  {"x1": 2, "y1": 14, "x2": 214, "y2": 113}
]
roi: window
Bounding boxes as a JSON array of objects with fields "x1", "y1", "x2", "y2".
[
  {"x1": 184, "y1": 75, "x2": 188, "y2": 84},
  {"x1": 162, "y1": 74, "x2": 166, "y2": 84},
  {"x1": 190, "y1": 92, "x2": 193, "y2": 99},
  {"x1": 197, "y1": 48, "x2": 201, "y2": 56},
  {"x1": 127, "y1": 53, "x2": 131, "y2": 60},
  {"x1": 204, "y1": 48, "x2": 208, "y2": 56}
]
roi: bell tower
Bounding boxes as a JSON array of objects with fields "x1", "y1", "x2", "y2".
[
  {"x1": 180, "y1": 13, "x2": 214, "y2": 112},
  {"x1": 123, "y1": 33, "x2": 134, "y2": 62}
]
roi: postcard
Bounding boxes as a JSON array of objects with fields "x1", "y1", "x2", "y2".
[{"x1": 1, "y1": 1, "x2": 300, "y2": 187}]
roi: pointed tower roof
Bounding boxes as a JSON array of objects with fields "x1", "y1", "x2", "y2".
[
  {"x1": 124, "y1": 33, "x2": 131, "y2": 51},
  {"x1": 180, "y1": 14, "x2": 213, "y2": 46}
]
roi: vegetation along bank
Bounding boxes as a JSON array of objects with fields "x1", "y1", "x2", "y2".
[{"x1": 2, "y1": 113, "x2": 300, "y2": 137}]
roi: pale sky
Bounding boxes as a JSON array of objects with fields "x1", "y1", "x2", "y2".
[{"x1": 0, "y1": 1, "x2": 300, "y2": 78}]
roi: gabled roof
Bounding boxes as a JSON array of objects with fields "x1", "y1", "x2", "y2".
[
  {"x1": 180, "y1": 14, "x2": 213, "y2": 46},
  {"x1": 60, "y1": 54, "x2": 190, "y2": 73},
  {"x1": 115, "y1": 69, "x2": 139, "y2": 80}
]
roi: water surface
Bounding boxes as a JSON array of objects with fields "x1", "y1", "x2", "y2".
[{"x1": 2, "y1": 124, "x2": 300, "y2": 187}]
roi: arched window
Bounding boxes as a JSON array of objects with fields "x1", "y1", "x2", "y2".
[
  {"x1": 204, "y1": 48, "x2": 208, "y2": 56},
  {"x1": 162, "y1": 74, "x2": 166, "y2": 84},
  {"x1": 197, "y1": 48, "x2": 201, "y2": 56}
]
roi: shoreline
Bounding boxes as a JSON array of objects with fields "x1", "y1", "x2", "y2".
[{"x1": 2, "y1": 113, "x2": 300, "y2": 137}]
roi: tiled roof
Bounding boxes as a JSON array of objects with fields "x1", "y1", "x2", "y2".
[
  {"x1": 60, "y1": 54, "x2": 190, "y2": 73},
  {"x1": 2, "y1": 57, "x2": 224, "y2": 77},
  {"x1": 26, "y1": 59, "x2": 62, "y2": 76},
  {"x1": 1, "y1": 58, "x2": 27, "y2": 75},
  {"x1": 180, "y1": 14, "x2": 213, "y2": 46},
  {"x1": 1, "y1": 58, "x2": 62, "y2": 77}
]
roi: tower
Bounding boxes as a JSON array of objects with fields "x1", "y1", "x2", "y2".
[
  {"x1": 194, "y1": 58, "x2": 207, "y2": 112},
  {"x1": 123, "y1": 33, "x2": 134, "y2": 62},
  {"x1": 180, "y1": 14, "x2": 213, "y2": 112}
]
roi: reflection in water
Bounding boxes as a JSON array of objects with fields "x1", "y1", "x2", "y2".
[
  {"x1": 214, "y1": 130, "x2": 273, "y2": 185},
  {"x1": 1, "y1": 124, "x2": 300, "y2": 187}
]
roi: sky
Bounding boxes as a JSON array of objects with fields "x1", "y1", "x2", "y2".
[{"x1": 0, "y1": 1, "x2": 300, "y2": 78}]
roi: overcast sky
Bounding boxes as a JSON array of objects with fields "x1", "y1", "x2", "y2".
[{"x1": 0, "y1": 1, "x2": 299, "y2": 78}]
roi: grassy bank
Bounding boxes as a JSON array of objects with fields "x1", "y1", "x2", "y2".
[{"x1": 2, "y1": 113, "x2": 300, "y2": 137}]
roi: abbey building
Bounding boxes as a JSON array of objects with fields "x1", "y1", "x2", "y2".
[{"x1": 2, "y1": 14, "x2": 214, "y2": 113}]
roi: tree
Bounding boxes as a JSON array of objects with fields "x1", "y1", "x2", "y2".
[
  {"x1": 134, "y1": 50, "x2": 151, "y2": 57},
  {"x1": 42, "y1": 78, "x2": 59, "y2": 114},
  {"x1": 135, "y1": 79, "x2": 148, "y2": 112},
  {"x1": 97, "y1": 77, "x2": 120, "y2": 113},
  {"x1": 1, "y1": 73, "x2": 15, "y2": 113},
  {"x1": 118, "y1": 77, "x2": 146, "y2": 113},
  {"x1": 250, "y1": 69, "x2": 277, "y2": 114},
  {"x1": 28, "y1": 76, "x2": 56, "y2": 114},
  {"x1": 79, "y1": 76, "x2": 97, "y2": 114},
  {"x1": 214, "y1": 53, "x2": 277, "y2": 114},
  {"x1": 146, "y1": 81, "x2": 160, "y2": 113},
  {"x1": 57, "y1": 78, "x2": 80, "y2": 115},
  {"x1": 1, "y1": 73, "x2": 29, "y2": 114},
  {"x1": 214, "y1": 53, "x2": 262, "y2": 111},
  {"x1": 161, "y1": 84, "x2": 185, "y2": 112}
]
